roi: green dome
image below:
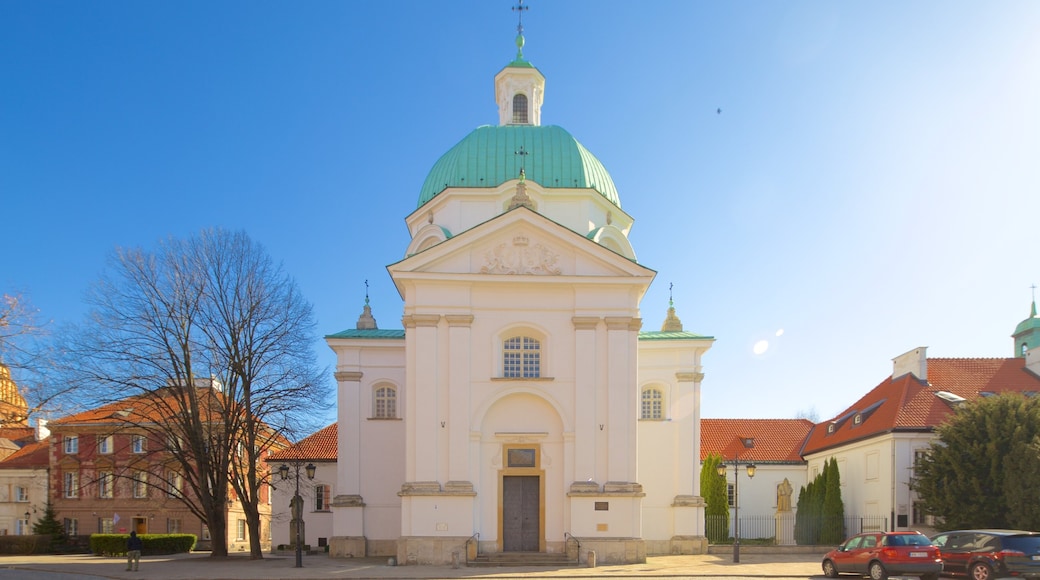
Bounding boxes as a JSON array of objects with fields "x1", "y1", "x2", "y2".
[{"x1": 417, "y1": 125, "x2": 621, "y2": 209}]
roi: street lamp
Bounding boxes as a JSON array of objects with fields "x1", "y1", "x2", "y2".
[
  {"x1": 279, "y1": 461, "x2": 316, "y2": 568},
  {"x1": 717, "y1": 438, "x2": 756, "y2": 563}
]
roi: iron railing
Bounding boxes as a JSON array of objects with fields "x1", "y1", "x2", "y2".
[{"x1": 705, "y1": 513, "x2": 890, "y2": 546}]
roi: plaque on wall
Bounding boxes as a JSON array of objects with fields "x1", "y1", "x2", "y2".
[{"x1": 507, "y1": 448, "x2": 536, "y2": 468}]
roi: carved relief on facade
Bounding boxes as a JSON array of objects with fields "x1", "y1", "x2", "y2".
[{"x1": 480, "y1": 233, "x2": 562, "y2": 275}]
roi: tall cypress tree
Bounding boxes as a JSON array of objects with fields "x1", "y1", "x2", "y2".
[
  {"x1": 701, "y1": 453, "x2": 730, "y2": 542},
  {"x1": 821, "y1": 458, "x2": 845, "y2": 543}
]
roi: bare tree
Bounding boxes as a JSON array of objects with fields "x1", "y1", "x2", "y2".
[
  {"x1": 1, "y1": 292, "x2": 78, "y2": 421},
  {"x1": 67, "y1": 228, "x2": 328, "y2": 558}
]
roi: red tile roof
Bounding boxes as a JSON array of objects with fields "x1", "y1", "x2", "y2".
[
  {"x1": 0, "y1": 439, "x2": 50, "y2": 468},
  {"x1": 267, "y1": 423, "x2": 337, "y2": 461},
  {"x1": 700, "y1": 418, "x2": 813, "y2": 463},
  {"x1": 801, "y1": 357, "x2": 1040, "y2": 455}
]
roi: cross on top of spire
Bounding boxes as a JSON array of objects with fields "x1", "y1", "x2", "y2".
[{"x1": 512, "y1": 0, "x2": 529, "y2": 60}]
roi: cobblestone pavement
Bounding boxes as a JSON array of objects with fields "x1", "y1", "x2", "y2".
[{"x1": 1, "y1": 552, "x2": 830, "y2": 580}]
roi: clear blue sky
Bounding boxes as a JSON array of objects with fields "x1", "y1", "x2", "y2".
[{"x1": 3, "y1": 1, "x2": 1039, "y2": 425}]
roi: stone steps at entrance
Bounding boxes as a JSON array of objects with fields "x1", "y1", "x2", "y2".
[{"x1": 469, "y1": 552, "x2": 578, "y2": 567}]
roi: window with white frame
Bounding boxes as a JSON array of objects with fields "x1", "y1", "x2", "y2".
[
  {"x1": 99, "y1": 517, "x2": 114, "y2": 534},
  {"x1": 641, "y1": 388, "x2": 664, "y2": 420},
  {"x1": 64, "y1": 470, "x2": 79, "y2": 498},
  {"x1": 167, "y1": 471, "x2": 183, "y2": 498},
  {"x1": 63, "y1": 435, "x2": 79, "y2": 454},
  {"x1": 727, "y1": 483, "x2": 735, "y2": 507},
  {"x1": 97, "y1": 435, "x2": 113, "y2": 454},
  {"x1": 132, "y1": 471, "x2": 147, "y2": 498},
  {"x1": 64, "y1": 518, "x2": 78, "y2": 536},
  {"x1": 315, "y1": 484, "x2": 331, "y2": 511},
  {"x1": 131, "y1": 434, "x2": 146, "y2": 454},
  {"x1": 374, "y1": 385, "x2": 397, "y2": 419},
  {"x1": 15, "y1": 486, "x2": 29, "y2": 502},
  {"x1": 236, "y1": 519, "x2": 246, "y2": 541},
  {"x1": 98, "y1": 471, "x2": 113, "y2": 498},
  {"x1": 503, "y1": 336, "x2": 540, "y2": 378},
  {"x1": 167, "y1": 518, "x2": 181, "y2": 533},
  {"x1": 16, "y1": 516, "x2": 30, "y2": 535}
]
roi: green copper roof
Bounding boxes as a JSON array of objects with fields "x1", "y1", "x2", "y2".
[
  {"x1": 639, "y1": 331, "x2": 714, "y2": 341},
  {"x1": 417, "y1": 125, "x2": 621, "y2": 209},
  {"x1": 325, "y1": 329, "x2": 405, "y2": 340}
]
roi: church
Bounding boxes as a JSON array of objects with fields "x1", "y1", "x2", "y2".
[{"x1": 325, "y1": 16, "x2": 713, "y2": 566}]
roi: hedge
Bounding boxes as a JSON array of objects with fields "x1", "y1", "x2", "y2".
[
  {"x1": 90, "y1": 533, "x2": 196, "y2": 556},
  {"x1": 0, "y1": 535, "x2": 52, "y2": 555}
]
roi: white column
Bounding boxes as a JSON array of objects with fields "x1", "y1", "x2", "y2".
[
  {"x1": 410, "y1": 314, "x2": 442, "y2": 482},
  {"x1": 446, "y1": 315, "x2": 474, "y2": 483}
]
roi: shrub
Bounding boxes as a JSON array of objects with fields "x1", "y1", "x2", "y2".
[{"x1": 90, "y1": 534, "x2": 196, "y2": 556}]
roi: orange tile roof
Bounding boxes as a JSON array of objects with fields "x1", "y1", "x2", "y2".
[
  {"x1": 700, "y1": 418, "x2": 813, "y2": 463},
  {"x1": 267, "y1": 423, "x2": 337, "y2": 461},
  {"x1": 50, "y1": 386, "x2": 235, "y2": 426},
  {"x1": 0, "y1": 426, "x2": 35, "y2": 445},
  {"x1": 801, "y1": 357, "x2": 1040, "y2": 456},
  {"x1": 0, "y1": 438, "x2": 50, "y2": 468}
]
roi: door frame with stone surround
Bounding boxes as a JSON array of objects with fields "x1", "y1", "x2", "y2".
[{"x1": 498, "y1": 444, "x2": 545, "y2": 553}]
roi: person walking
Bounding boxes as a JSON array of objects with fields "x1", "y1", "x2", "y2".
[{"x1": 126, "y1": 531, "x2": 143, "y2": 572}]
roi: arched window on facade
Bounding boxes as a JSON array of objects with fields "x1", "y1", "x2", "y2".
[
  {"x1": 503, "y1": 336, "x2": 540, "y2": 378},
  {"x1": 374, "y1": 385, "x2": 397, "y2": 419},
  {"x1": 512, "y1": 93, "x2": 529, "y2": 124},
  {"x1": 641, "y1": 387, "x2": 664, "y2": 420}
]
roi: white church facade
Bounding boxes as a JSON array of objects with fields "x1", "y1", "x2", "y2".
[{"x1": 326, "y1": 28, "x2": 713, "y2": 566}]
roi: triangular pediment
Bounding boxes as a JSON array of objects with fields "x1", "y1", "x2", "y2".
[{"x1": 389, "y1": 208, "x2": 654, "y2": 282}]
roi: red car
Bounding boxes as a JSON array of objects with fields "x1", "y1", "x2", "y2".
[{"x1": 822, "y1": 531, "x2": 942, "y2": 580}]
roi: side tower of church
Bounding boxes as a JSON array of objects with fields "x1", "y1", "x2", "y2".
[{"x1": 326, "y1": 10, "x2": 713, "y2": 565}]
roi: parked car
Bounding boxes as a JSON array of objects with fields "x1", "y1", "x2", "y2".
[
  {"x1": 822, "y1": 531, "x2": 942, "y2": 580},
  {"x1": 930, "y1": 529, "x2": 1040, "y2": 580}
]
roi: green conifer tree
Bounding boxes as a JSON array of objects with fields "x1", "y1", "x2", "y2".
[
  {"x1": 821, "y1": 458, "x2": 845, "y2": 544},
  {"x1": 31, "y1": 502, "x2": 65, "y2": 552},
  {"x1": 701, "y1": 453, "x2": 730, "y2": 542}
]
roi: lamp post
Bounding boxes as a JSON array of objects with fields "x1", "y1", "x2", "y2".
[
  {"x1": 717, "y1": 438, "x2": 756, "y2": 563},
  {"x1": 279, "y1": 461, "x2": 316, "y2": 568}
]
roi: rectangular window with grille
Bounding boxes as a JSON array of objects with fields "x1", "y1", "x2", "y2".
[
  {"x1": 727, "y1": 483, "x2": 735, "y2": 507},
  {"x1": 99, "y1": 518, "x2": 114, "y2": 534},
  {"x1": 374, "y1": 386, "x2": 397, "y2": 418},
  {"x1": 641, "y1": 389, "x2": 663, "y2": 420},
  {"x1": 15, "y1": 486, "x2": 28, "y2": 502},
  {"x1": 167, "y1": 519, "x2": 181, "y2": 533},
  {"x1": 131, "y1": 435, "x2": 146, "y2": 454},
  {"x1": 64, "y1": 518, "x2": 78, "y2": 536},
  {"x1": 64, "y1": 435, "x2": 78, "y2": 454},
  {"x1": 236, "y1": 519, "x2": 246, "y2": 541}
]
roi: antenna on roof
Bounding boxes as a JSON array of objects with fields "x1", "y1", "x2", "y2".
[{"x1": 512, "y1": 0, "x2": 529, "y2": 60}]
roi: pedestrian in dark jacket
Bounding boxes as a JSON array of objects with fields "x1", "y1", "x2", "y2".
[{"x1": 126, "y1": 531, "x2": 143, "y2": 571}]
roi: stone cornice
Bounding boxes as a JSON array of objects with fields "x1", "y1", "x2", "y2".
[
  {"x1": 445, "y1": 315, "x2": 475, "y2": 327},
  {"x1": 572, "y1": 316, "x2": 600, "y2": 330},
  {"x1": 402, "y1": 314, "x2": 441, "y2": 328},
  {"x1": 334, "y1": 371, "x2": 363, "y2": 382}
]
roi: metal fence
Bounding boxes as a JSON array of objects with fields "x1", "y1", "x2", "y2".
[{"x1": 705, "y1": 514, "x2": 890, "y2": 546}]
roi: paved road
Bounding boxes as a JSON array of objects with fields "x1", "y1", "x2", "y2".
[{"x1": 1, "y1": 552, "x2": 829, "y2": 580}]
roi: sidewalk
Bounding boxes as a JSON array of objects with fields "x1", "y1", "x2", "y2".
[{"x1": 1, "y1": 551, "x2": 827, "y2": 580}]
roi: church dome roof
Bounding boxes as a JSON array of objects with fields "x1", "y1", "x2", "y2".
[{"x1": 417, "y1": 124, "x2": 621, "y2": 210}]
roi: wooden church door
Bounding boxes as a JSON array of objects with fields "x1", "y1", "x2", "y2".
[{"x1": 502, "y1": 475, "x2": 540, "y2": 551}]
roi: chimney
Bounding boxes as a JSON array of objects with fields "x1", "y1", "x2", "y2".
[
  {"x1": 35, "y1": 418, "x2": 49, "y2": 441},
  {"x1": 892, "y1": 347, "x2": 928, "y2": 381},
  {"x1": 1026, "y1": 346, "x2": 1040, "y2": 377}
]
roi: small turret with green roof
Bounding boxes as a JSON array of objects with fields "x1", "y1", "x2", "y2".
[{"x1": 1013, "y1": 292, "x2": 1040, "y2": 357}]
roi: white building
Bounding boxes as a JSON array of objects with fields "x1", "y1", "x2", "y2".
[
  {"x1": 267, "y1": 424, "x2": 337, "y2": 551},
  {"x1": 326, "y1": 28, "x2": 713, "y2": 565},
  {"x1": 801, "y1": 303, "x2": 1040, "y2": 535}
]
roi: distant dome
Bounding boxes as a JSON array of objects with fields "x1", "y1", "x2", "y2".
[{"x1": 417, "y1": 125, "x2": 621, "y2": 209}]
